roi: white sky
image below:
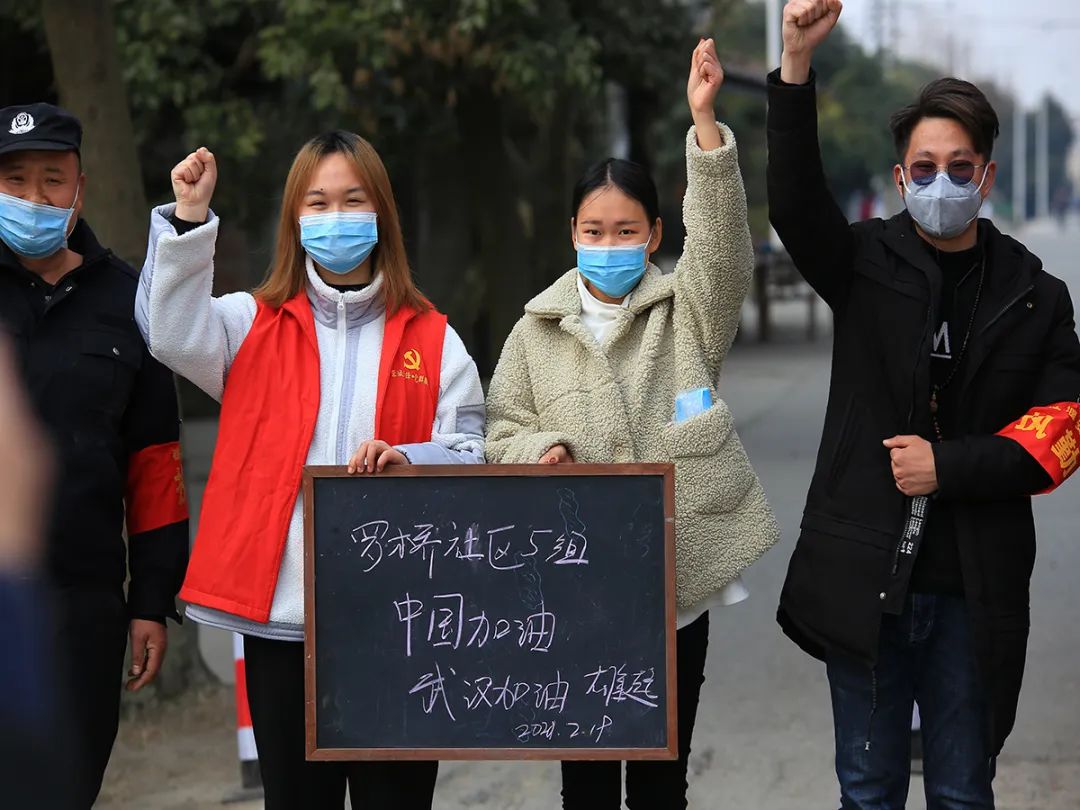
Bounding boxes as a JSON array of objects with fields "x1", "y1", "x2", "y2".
[{"x1": 835, "y1": 0, "x2": 1080, "y2": 118}]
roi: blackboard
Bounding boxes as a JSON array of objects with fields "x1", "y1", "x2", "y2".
[{"x1": 302, "y1": 464, "x2": 676, "y2": 761}]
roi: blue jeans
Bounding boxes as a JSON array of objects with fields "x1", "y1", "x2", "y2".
[{"x1": 826, "y1": 594, "x2": 995, "y2": 810}]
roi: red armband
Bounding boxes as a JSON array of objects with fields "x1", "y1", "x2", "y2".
[
  {"x1": 126, "y1": 441, "x2": 189, "y2": 534},
  {"x1": 996, "y1": 402, "x2": 1080, "y2": 493}
]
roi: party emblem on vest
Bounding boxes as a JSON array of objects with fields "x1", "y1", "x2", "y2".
[
  {"x1": 393, "y1": 348, "x2": 429, "y2": 385},
  {"x1": 8, "y1": 112, "x2": 35, "y2": 135}
]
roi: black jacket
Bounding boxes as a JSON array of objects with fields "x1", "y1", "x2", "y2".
[
  {"x1": 0, "y1": 220, "x2": 188, "y2": 621},
  {"x1": 767, "y1": 71, "x2": 1080, "y2": 754}
]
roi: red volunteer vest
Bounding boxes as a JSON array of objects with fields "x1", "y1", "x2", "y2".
[{"x1": 180, "y1": 291, "x2": 447, "y2": 622}]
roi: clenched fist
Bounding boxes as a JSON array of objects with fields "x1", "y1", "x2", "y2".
[
  {"x1": 171, "y1": 146, "x2": 217, "y2": 224},
  {"x1": 688, "y1": 38, "x2": 725, "y2": 152},
  {"x1": 781, "y1": 0, "x2": 843, "y2": 84},
  {"x1": 884, "y1": 435, "x2": 938, "y2": 497},
  {"x1": 687, "y1": 38, "x2": 724, "y2": 117}
]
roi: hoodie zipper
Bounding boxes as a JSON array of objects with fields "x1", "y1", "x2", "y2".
[{"x1": 329, "y1": 295, "x2": 348, "y2": 464}]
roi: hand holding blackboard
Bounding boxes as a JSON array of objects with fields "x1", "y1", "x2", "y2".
[
  {"x1": 346, "y1": 439, "x2": 408, "y2": 474},
  {"x1": 538, "y1": 444, "x2": 574, "y2": 465}
]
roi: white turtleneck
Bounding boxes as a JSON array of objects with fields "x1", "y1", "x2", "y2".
[{"x1": 576, "y1": 272, "x2": 632, "y2": 346}]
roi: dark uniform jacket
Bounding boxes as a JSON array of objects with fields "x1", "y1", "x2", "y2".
[
  {"x1": 0, "y1": 219, "x2": 188, "y2": 621},
  {"x1": 767, "y1": 70, "x2": 1080, "y2": 754}
]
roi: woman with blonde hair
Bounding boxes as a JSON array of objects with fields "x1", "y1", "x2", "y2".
[
  {"x1": 485, "y1": 39, "x2": 779, "y2": 808},
  {"x1": 135, "y1": 132, "x2": 485, "y2": 809}
]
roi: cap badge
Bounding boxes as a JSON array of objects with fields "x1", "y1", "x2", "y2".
[{"x1": 8, "y1": 112, "x2": 35, "y2": 135}]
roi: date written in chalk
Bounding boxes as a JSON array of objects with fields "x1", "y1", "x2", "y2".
[{"x1": 514, "y1": 716, "x2": 615, "y2": 744}]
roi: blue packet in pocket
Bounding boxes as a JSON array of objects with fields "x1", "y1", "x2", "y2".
[{"x1": 674, "y1": 387, "x2": 713, "y2": 423}]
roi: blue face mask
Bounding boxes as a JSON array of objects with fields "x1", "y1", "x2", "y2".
[
  {"x1": 575, "y1": 236, "x2": 651, "y2": 298},
  {"x1": 901, "y1": 168, "x2": 986, "y2": 239},
  {"x1": 299, "y1": 211, "x2": 378, "y2": 275},
  {"x1": 0, "y1": 186, "x2": 79, "y2": 259}
]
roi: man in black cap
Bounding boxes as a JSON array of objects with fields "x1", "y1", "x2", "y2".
[{"x1": 0, "y1": 102, "x2": 189, "y2": 807}]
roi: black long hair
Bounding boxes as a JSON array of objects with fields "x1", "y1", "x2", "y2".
[{"x1": 571, "y1": 158, "x2": 660, "y2": 222}]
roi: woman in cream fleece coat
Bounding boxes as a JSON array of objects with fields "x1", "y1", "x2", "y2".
[{"x1": 486, "y1": 40, "x2": 780, "y2": 808}]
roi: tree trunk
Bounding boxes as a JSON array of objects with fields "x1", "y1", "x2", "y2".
[
  {"x1": 42, "y1": 1, "x2": 211, "y2": 700},
  {"x1": 40, "y1": 0, "x2": 149, "y2": 267},
  {"x1": 531, "y1": 95, "x2": 579, "y2": 294},
  {"x1": 458, "y1": 86, "x2": 529, "y2": 378},
  {"x1": 412, "y1": 140, "x2": 479, "y2": 352}
]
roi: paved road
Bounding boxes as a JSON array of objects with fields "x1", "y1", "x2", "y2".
[{"x1": 100, "y1": 222, "x2": 1080, "y2": 809}]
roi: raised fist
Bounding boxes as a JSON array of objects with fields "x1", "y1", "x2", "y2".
[
  {"x1": 171, "y1": 146, "x2": 217, "y2": 223},
  {"x1": 687, "y1": 38, "x2": 724, "y2": 117},
  {"x1": 783, "y1": 0, "x2": 842, "y2": 55}
]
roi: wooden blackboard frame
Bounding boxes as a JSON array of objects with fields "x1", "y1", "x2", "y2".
[{"x1": 302, "y1": 463, "x2": 677, "y2": 761}]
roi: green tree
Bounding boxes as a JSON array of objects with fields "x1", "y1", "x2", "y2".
[{"x1": 251, "y1": 0, "x2": 702, "y2": 364}]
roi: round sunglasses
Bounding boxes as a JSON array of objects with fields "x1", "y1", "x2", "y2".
[{"x1": 904, "y1": 160, "x2": 986, "y2": 187}]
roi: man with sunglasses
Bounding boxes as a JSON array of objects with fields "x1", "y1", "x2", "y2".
[{"x1": 768, "y1": 1, "x2": 1080, "y2": 807}]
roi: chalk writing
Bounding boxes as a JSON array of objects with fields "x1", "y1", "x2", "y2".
[
  {"x1": 394, "y1": 593, "x2": 556, "y2": 657},
  {"x1": 408, "y1": 662, "x2": 457, "y2": 721},
  {"x1": 513, "y1": 716, "x2": 614, "y2": 744},
  {"x1": 584, "y1": 665, "x2": 660, "y2": 709},
  {"x1": 349, "y1": 518, "x2": 590, "y2": 579},
  {"x1": 404, "y1": 660, "x2": 654, "y2": 747}
]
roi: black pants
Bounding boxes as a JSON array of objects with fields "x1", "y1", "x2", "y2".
[
  {"x1": 560, "y1": 611, "x2": 710, "y2": 809},
  {"x1": 244, "y1": 635, "x2": 439, "y2": 809},
  {"x1": 54, "y1": 585, "x2": 129, "y2": 809}
]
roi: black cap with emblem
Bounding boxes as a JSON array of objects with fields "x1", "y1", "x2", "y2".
[{"x1": 0, "y1": 103, "x2": 82, "y2": 158}]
